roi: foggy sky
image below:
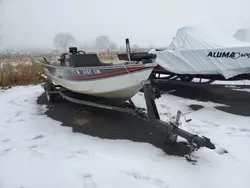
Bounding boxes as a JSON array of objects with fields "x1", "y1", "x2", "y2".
[{"x1": 0, "y1": 0, "x2": 250, "y2": 49}]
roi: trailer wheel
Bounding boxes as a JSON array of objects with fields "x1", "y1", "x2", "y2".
[
  {"x1": 45, "y1": 88, "x2": 55, "y2": 102},
  {"x1": 43, "y1": 82, "x2": 56, "y2": 103}
]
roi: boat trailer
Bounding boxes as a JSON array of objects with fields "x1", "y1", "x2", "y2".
[
  {"x1": 42, "y1": 74, "x2": 215, "y2": 161},
  {"x1": 151, "y1": 73, "x2": 250, "y2": 90}
]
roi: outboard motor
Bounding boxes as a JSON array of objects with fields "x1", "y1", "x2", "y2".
[{"x1": 69, "y1": 47, "x2": 77, "y2": 54}]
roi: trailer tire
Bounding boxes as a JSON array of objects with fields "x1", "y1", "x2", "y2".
[
  {"x1": 43, "y1": 82, "x2": 56, "y2": 103},
  {"x1": 45, "y1": 88, "x2": 55, "y2": 102}
]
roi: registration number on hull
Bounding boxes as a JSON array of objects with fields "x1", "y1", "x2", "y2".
[{"x1": 81, "y1": 69, "x2": 101, "y2": 75}]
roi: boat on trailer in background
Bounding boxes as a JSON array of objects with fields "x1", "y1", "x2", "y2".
[
  {"x1": 38, "y1": 39, "x2": 216, "y2": 162},
  {"x1": 151, "y1": 27, "x2": 250, "y2": 89},
  {"x1": 117, "y1": 27, "x2": 250, "y2": 90}
]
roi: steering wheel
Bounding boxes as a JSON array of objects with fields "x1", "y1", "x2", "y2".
[{"x1": 77, "y1": 50, "x2": 86, "y2": 54}]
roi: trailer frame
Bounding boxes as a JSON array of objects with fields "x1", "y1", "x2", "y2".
[{"x1": 41, "y1": 73, "x2": 215, "y2": 162}]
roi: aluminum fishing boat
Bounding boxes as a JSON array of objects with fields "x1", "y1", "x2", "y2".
[{"x1": 41, "y1": 46, "x2": 156, "y2": 103}]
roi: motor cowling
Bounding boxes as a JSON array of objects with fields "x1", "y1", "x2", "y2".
[{"x1": 69, "y1": 47, "x2": 77, "y2": 54}]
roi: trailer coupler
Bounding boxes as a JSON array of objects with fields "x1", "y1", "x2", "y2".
[{"x1": 172, "y1": 123, "x2": 215, "y2": 149}]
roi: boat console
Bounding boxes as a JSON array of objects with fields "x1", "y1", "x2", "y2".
[
  {"x1": 60, "y1": 47, "x2": 112, "y2": 67},
  {"x1": 71, "y1": 53, "x2": 112, "y2": 67}
]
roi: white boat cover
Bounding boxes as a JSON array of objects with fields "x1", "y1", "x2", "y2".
[
  {"x1": 150, "y1": 27, "x2": 250, "y2": 79},
  {"x1": 233, "y1": 28, "x2": 250, "y2": 43}
]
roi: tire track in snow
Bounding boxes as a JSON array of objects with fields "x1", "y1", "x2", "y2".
[
  {"x1": 66, "y1": 147, "x2": 170, "y2": 188},
  {"x1": 82, "y1": 173, "x2": 97, "y2": 188},
  {"x1": 125, "y1": 171, "x2": 169, "y2": 188},
  {"x1": 0, "y1": 147, "x2": 13, "y2": 157},
  {"x1": 66, "y1": 147, "x2": 169, "y2": 188}
]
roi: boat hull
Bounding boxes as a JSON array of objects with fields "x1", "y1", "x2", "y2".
[{"x1": 42, "y1": 63, "x2": 155, "y2": 102}]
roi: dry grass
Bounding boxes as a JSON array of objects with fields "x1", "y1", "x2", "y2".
[
  {"x1": 0, "y1": 59, "x2": 44, "y2": 88},
  {"x1": 0, "y1": 53, "x2": 119, "y2": 88}
]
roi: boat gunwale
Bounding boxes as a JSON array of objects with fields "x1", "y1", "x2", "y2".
[
  {"x1": 38, "y1": 61, "x2": 156, "y2": 70},
  {"x1": 44, "y1": 65, "x2": 154, "y2": 82}
]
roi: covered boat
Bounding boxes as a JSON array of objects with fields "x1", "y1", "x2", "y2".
[
  {"x1": 41, "y1": 47, "x2": 156, "y2": 103},
  {"x1": 150, "y1": 26, "x2": 250, "y2": 79},
  {"x1": 233, "y1": 27, "x2": 250, "y2": 43}
]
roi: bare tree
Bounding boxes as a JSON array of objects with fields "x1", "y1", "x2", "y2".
[
  {"x1": 95, "y1": 35, "x2": 110, "y2": 50},
  {"x1": 53, "y1": 32, "x2": 76, "y2": 52},
  {"x1": 108, "y1": 42, "x2": 117, "y2": 50}
]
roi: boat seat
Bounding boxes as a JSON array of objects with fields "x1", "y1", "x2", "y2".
[{"x1": 71, "y1": 54, "x2": 112, "y2": 67}]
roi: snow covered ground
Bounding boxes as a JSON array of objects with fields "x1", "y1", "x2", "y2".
[{"x1": 0, "y1": 85, "x2": 250, "y2": 188}]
